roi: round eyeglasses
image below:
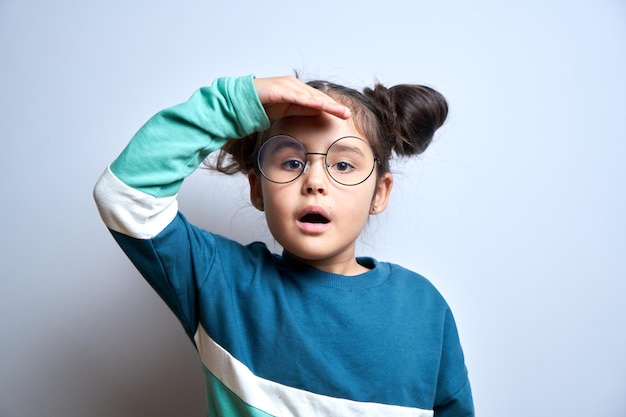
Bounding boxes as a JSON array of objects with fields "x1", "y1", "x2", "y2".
[{"x1": 257, "y1": 135, "x2": 379, "y2": 186}]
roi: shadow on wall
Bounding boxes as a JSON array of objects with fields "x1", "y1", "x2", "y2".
[{"x1": 4, "y1": 275, "x2": 206, "y2": 417}]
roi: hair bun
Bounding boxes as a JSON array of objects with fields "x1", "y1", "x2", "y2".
[{"x1": 364, "y1": 83, "x2": 448, "y2": 156}]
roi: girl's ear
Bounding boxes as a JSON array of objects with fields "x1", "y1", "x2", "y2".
[
  {"x1": 248, "y1": 170, "x2": 265, "y2": 211},
  {"x1": 370, "y1": 173, "x2": 393, "y2": 214}
]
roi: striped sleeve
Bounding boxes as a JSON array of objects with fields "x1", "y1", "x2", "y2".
[
  {"x1": 92, "y1": 75, "x2": 270, "y2": 335},
  {"x1": 94, "y1": 75, "x2": 269, "y2": 239}
]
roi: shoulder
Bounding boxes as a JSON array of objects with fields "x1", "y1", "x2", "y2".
[
  {"x1": 372, "y1": 259, "x2": 450, "y2": 308},
  {"x1": 374, "y1": 259, "x2": 440, "y2": 288},
  {"x1": 204, "y1": 232, "x2": 276, "y2": 269}
]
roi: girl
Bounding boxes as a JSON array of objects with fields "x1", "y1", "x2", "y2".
[{"x1": 94, "y1": 74, "x2": 474, "y2": 416}]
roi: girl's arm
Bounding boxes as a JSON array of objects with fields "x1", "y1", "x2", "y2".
[
  {"x1": 106, "y1": 76, "x2": 267, "y2": 205},
  {"x1": 93, "y1": 76, "x2": 270, "y2": 336},
  {"x1": 95, "y1": 75, "x2": 350, "y2": 239},
  {"x1": 93, "y1": 75, "x2": 349, "y2": 337}
]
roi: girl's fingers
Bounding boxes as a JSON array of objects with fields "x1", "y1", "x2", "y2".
[{"x1": 254, "y1": 76, "x2": 351, "y2": 121}]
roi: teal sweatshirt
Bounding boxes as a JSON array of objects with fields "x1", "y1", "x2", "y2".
[{"x1": 94, "y1": 75, "x2": 474, "y2": 417}]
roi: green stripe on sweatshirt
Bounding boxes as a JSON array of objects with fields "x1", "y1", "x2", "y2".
[{"x1": 110, "y1": 75, "x2": 269, "y2": 198}]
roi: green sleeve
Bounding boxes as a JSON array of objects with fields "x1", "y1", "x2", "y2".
[{"x1": 110, "y1": 75, "x2": 270, "y2": 198}]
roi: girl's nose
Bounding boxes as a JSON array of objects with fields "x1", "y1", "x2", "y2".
[{"x1": 301, "y1": 155, "x2": 329, "y2": 195}]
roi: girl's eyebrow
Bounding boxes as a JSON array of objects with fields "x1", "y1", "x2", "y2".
[
  {"x1": 328, "y1": 143, "x2": 366, "y2": 157},
  {"x1": 270, "y1": 135, "x2": 368, "y2": 156},
  {"x1": 272, "y1": 140, "x2": 304, "y2": 153}
]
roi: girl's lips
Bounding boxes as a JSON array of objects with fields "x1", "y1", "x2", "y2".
[
  {"x1": 297, "y1": 206, "x2": 331, "y2": 234},
  {"x1": 296, "y1": 219, "x2": 331, "y2": 234}
]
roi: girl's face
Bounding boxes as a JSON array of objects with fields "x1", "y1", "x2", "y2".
[{"x1": 248, "y1": 112, "x2": 393, "y2": 275}]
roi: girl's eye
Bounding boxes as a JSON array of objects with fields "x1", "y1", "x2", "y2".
[
  {"x1": 332, "y1": 161, "x2": 355, "y2": 172},
  {"x1": 281, "y1": 159, "x2": 304, "y2": 171}
]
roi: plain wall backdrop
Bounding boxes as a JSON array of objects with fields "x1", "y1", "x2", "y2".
[{"x1": 1, "y1": 0, "x2": 625, "y2": 416}]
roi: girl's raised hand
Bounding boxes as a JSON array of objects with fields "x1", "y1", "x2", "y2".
[{"x1": 254, "y1": 76, "x2": 351, "y2": 122}]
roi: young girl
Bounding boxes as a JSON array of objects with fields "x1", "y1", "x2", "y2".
[{"x1": 94, "y1": 74, "x2": 474, "y2": 416}]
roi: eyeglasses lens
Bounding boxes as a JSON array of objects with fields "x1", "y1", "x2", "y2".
[{"x1": 258, "y1": 135, "x2": 376, "y2": 186}]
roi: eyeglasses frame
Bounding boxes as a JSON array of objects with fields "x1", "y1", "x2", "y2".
[{"x1": 257, "y1": 134, "x2": 381, "y2": 186}]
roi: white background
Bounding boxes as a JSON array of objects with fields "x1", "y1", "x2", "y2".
[{"x1": 1, "y1": 1, "x2": 625, "y2": 416}]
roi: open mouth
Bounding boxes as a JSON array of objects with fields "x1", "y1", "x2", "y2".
[{"x1": 299, "y1": 213, "x2": 330, "y2": 224}]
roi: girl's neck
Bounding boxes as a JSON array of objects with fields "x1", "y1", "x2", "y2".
[{"x1": 283, "y1": 251, "x2": 370, "y2": 276}]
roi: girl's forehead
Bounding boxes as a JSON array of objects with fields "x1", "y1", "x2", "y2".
[{"x1": 269, "y1": 114, "x2": 368, "y2": 147}]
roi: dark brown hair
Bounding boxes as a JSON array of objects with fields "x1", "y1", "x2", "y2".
[{"x1": 209, "y1": 78, "x2": 448, "y2": 176}]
